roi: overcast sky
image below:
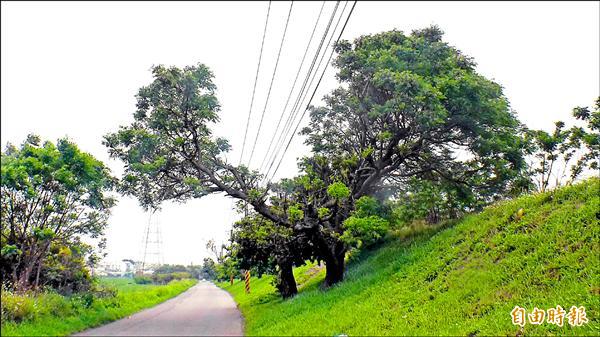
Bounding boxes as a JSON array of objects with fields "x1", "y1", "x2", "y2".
[{"x1": 2, "y1": 1, "x2": 599, "y2": 265}]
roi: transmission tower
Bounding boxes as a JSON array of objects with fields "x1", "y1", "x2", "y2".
[{"x1": 139, "y1": 211, "x2": 164, "y2": 274}]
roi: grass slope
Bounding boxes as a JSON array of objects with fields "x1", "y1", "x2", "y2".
[
  {"x1": 219, "y1": 178, "x2": 600, "y2": 336},
  {"x1": 1, "y1": 278, "x2": 197, "y2": 336}
]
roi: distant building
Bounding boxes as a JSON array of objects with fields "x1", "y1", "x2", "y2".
[{"x1": 96, "y1": 260, "x2": 130, "y2": 277}]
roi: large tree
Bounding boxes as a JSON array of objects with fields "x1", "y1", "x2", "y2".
[
  {"x1": 277, "y1": 26, "x2": 528, "y2": 285},
  {"x1": 1, "y1": 135, "x2": 115, "y2": 290},
  {"x1": 104, "y1": 26, "x2": 527, "y2": 291},
  {"x1": 230, "y1": 180, "x2": 317, "y2": 297}
]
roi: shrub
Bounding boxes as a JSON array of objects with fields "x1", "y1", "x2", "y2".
[
  {"x1": 152, "y1": 273, "x2": 172, "y2": 284},
  {"x1": 341, "y1": 215, "x2": 389, "y2": 248},
  {"x1": 170, "y1": 272, "x2": 191, "y2": 280},
  {"x1": 133, "y1": 276, "x2": 152, "y2": 284},
  {"x1": 340, "y1": 196, "x2": 391, "y2": 248},
  {"x1": 0, "y1": 289, "x2": 37, "y2": 323},
  {"x1": 151, "y1": 272, "x2": 191, "y2": 285},
  {"x1": 35, "y1": 291, "x2": 71, "y2": 317}
]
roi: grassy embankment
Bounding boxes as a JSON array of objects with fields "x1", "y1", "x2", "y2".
[
  {"x1": 1, "y1": 277, "x2": 197, "y2": 336},
  {"x1": 219, "y1": 178, "x2": 599, "y2": 336}
]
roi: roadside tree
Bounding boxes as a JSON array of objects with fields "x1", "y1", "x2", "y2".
[{"x1": 1, "y1": 135, "x2": 115, "y2": 290}]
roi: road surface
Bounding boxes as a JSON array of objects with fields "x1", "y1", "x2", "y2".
[{"x1": 76, "y1": 280, "x2": 243, "y2": 336}]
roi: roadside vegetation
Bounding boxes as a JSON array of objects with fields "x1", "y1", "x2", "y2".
[
  {"x1": 219, "y1": 178, "x2": 599, "y2": 336},
  {"x1": 103, "y1": 25, "x2": 599, "y2": 301},
  {"x1": 2, "y1": 20, "x2": 598, "y2": 336},
  {"x1": 0, "y1": 277, "x2": 197, "y2": 336}
]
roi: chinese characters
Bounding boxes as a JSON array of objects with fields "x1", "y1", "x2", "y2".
[{"x1": 511, "y1": 306, "x2": 588, "y2": 327}]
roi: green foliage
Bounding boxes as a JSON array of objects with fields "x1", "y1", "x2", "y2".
[
  {"x1": 570, "y1": 97, "x2": 600, "y2": 173},
  {"x1": 213, "y1": 256, "x2": 239, "y2": 284},
  {"x1": 151, "y1": 272, "x2": 192, "y2": 285},
  {"x1": 1, "y1": 288, "x2": 37, "y2": 323},
  {"x1": 326, "y1": 182, "x2": 350, "y2": 200},
  {"x1": 220, "y1": 178, "x2": 599, "y2": 336},
  {"x1": 247, "y1": 189, "x2": 263, "y2": 203},
  {"x1": 526, "y1": 98, "x2": 600, "y2": 192},
  {"x1": 133, "y1": 276, "x2": 152, "y2": 285},
  {"x1": 217, "y1": 262, "x2": 326, "y2": 322},
  {"x1": 1, "y1": 245, "x2": 22, "y2": 258},
  {"x1": 341, "y1": 216, "x2": 389, "y2": 249},
  {"x1": 103, "y1": 63, "x2": 246, "y2": 210},
  {"x1": 230, "y1": 197, "x2": 316, "y2": 297},
  {"x1": 105, "y1": 28, "x2": 533, "y2": 291},
  {"x1": 317, "y1": 207, "x2": 331, "y2": 219},
  {"x1": 153, "y1": 264, "x2": 188, "y2": 274},
  {"x1": 200, "y1": 258, "x2": 218, "y2": 280},
  {"x1": 287, "y1": 205, "x2": 304, "y2": 222},
  {"x1": 392, "y1": 178, "x2": 475, "y2": 226},
  {"x1": 1, "y1": 135, "x2": 115, "y2": 290},
  {"x1": 353, "y1": 195, "x2": 388, "y2": 218},
  {"x1": 303, "y1": 26, "x2": 528, "y2": 202},
  {"x1": 41, "y1": 239, "x2": 95, "y2": 294},
  {"x1": 1, "y1": 278, "x2": 197, "y2": 336},
  {"x1": 527, "y1": 121, "x2": 574, "y2": 192},
  {"x1": 340, "y1": 196, "x2": 390, "y2": 248}
]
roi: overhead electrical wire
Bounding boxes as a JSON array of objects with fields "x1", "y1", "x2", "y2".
[
  {"x1": 261, "y1": 1, "x2": 342, "y2": 181},
  {"x1": 267, "y1": 1, "x2": 358, "y2": 183},
  {"x1": 262, "y1": 1, "x2": 347, "y2": 182},
  {"x1": 258, "y1": 1, "x2": 327, "y2": 173},
  {"x1": 239, "y1": 1, "x2": 272, "y2": 165},
  {"x1": 263, "y1": 2, "x2": 342, "y2": 178},
  {"x1": 247, "y1": 1, "x2": 295, "y2": 168}
]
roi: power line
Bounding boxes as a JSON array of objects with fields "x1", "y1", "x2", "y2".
[
  {"x1": 247, "y1": 1, "x2": 295, "y2": 168},
  {"x1": 263, "y1": 1, "x2": 347, "y2": 182},
  {"x1": 239, "y1": 1, "x2": 272, "y2": 165},
  {"x1": 262, "y1": 1, "x2": 342, "y2": 181},
  {"x1": 258, "y1": 1, "x2": 327, "y2": 173},
  {"x1": 268, "y1": 1, "x2": 357, "y2": 183},
  {"x1": 264, "y1": 2, "x2": 341, "y2": 178}
]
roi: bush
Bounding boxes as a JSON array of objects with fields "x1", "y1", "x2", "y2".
[
  {"x1": 70, "y1": 292, "x2": 95, "y2": 309},
  {"x1": 341, "y1": 215, "x2": 389, "y2": 248},
  {"x1": 152, "y1": 272, "x2": 191, "y2": 285},
  {"x1": 170, "y1": 272, "x2": 191, "y2": 280},
  {"x1": 34, "y1": 291, "x2": 71, "y2": 317},
  {"x1": 392, "y1": 178, "x2": 477, "y2": 227},
  {"x1": 0, "y1": 290, "x2": 37, "y2": 323},
  {"x1": 340, "y1": 196, "x2": 390, "y2": 248},
  {"x1": 133, "y1": 276, "x2": 152, "y2": 285},
  {"x1": 152, "y1": 274, "x2": 172, "y2": 284},
  {"x1": 90, "y1": 283, "x2": 118, "y2": 299}
]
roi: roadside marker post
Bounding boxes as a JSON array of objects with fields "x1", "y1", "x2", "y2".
[{"x1": 244, "y1": 270, "x2": 251, "y2": 294}]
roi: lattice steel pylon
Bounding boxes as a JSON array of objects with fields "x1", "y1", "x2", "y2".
[{"x1": 139, "y1": 211, "x2": 164, "y2": 274}]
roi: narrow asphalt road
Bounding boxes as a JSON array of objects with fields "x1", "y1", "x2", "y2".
[{"x1": 75, "y1": 280, "x2": 243, "y2": 336}]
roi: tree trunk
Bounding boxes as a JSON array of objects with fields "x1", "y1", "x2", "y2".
[
  {"x1": 17, "y1": 262, "x2": 34, "y2": 290},
  {"x1": 324, "y1": 254, "x2": 345, "y2": 287},
  {"x1": 34, "y1": 260, "x2": 42, "y2": 289},
  {"x1": 276, "y1": 262, "x2": 298, "y2": 298},
  {"x1": 322, "y1": 238, "x2": 347, "y2": 287},
  {"x1": 34, "y1": 242, "x2": 50, "y2": 289}
]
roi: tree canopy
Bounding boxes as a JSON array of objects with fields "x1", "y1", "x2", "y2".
[
  {"x1": 104, "y1": 26, "x2": 530, "y2": 297},
  {"x1": 1, "y1": 135, "x2": 115, "y2": 290}
]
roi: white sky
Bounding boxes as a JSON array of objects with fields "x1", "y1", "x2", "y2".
[{"x1": 2, "y1": 1, "x2": 599, "y2": 265}]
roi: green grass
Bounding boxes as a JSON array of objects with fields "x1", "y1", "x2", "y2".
[
  {"x1": 1, "y1": 277, "x2": 197, "y2": 336},
  {"x1": 99, "y1": 277, "x2": 161, "y2": 293},
  {"x1": 219, "y1": 178, "x2": 600, "y2": 336}
]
